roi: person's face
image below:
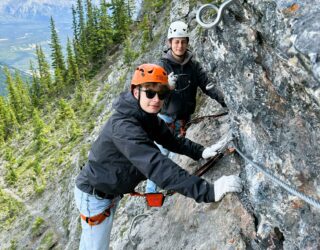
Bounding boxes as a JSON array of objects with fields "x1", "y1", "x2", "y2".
[
  {"x1": 170, "y1": 38, "x2": 188, "y2": 57},
  {"x1": 133, "y1": 84, "x2": 169, "y2": 114}
]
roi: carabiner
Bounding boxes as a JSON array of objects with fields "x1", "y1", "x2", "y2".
[{"x1": 196, "y1": 0, "x2": 236, "y2": 29}]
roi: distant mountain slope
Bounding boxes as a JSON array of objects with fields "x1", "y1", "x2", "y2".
[
  {"x1": 0, "y1": 0, "x2": 73, "y2": 22},
  {"x1": 0, "y1": 0, "x2": 78, "y2": 73},
  {"x1": 0, "y1": 62, "x2": 31, "y2": 96}
]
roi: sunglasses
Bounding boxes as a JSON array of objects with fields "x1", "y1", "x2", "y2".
[{"x1": 140, "y1": 89, "x2": 170, "y2": 100}]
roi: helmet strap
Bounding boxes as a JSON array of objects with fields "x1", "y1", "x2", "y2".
[{"x1": 137, "y1": 86, "x2": 142, "y2": 110}]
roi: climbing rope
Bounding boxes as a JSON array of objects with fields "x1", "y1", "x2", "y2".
[
  {"x1": 196, "y1": 0, "x2": 236, "y2": 29},
  {"x1": 234, "y1": 145, "x2": 320, "y2": 209}
]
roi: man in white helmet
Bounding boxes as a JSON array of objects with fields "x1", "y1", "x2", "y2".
[
  {"x1": 160, "y1": 20, "x2": 226, "y2": 132},
  {"x1": 146, "y1": 20, "x2": 227, "y2": 193}
]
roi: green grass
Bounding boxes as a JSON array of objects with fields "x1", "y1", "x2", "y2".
[{"x1": 0, "y1": 189, "x2": 25, "y2": 231}]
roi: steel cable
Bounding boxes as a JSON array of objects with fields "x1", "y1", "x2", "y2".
[{"x1": 234, "y1": 146, "x2": 320, "y2": 209}]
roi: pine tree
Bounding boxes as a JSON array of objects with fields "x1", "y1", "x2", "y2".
[
  {"x1": 0, "y1": 97, "x2": 6, "y2": 143},
  {"x1": 73, "y1": 41, "x2": 88, "y2": 78},
  {"x1": 77, "y1": 0, "x2": 86, "y2": 41},
  {"x1": 0, "y1": 118, "x2": 4, "y2": 144},
  {"x1": 85, "y1": 0, "x2": 95, "y2": 46},
  {"x1": 32, "y1": 108, "x2": 49, "y2": 148},
  {"x1": 75, "y1": 0, "x2": 88, "y2": 64},
  {"x1": 36, "y1": 45, "x2": 52, "y2": 95},
  {"x1": 5, "y1": 68, "x2": 23, "y2": 123},
  {"x1": 66, "y1": 38, "x2": 80, "y2": 85},
  {"x1": 0, "y1": 96, "x2": 18, "y2": 140},
  {"x1": 54, "y1": 67, "x2": 64, "y2": 95},
  {"x1": 111, "y1": 0, "x2": 131, "y2": 43},
  {"x1": 90, "y1": 6, "x2": 102, "y2": 63},
  {"x1": 124, "y1": 38, "x2": 138, "y2": 64},
  {"x1": 72, "y1": 5, "x2": 79, "y2": 44},
  {"x1": 73, "y1": 0, "x2": 89, "y2": 78},
  {"x1": 57, "y1": 98, "x2": 81, "y2": 139},
  {"x1": 29, "y1": 61, "x2": 42, "y2": 107},
  {"x1": 126, "y1": 0, "x2": 135, "y2": 19},
  {"x1": 58, "y1": 99, "x2": 76, "y2": 120},
  {"x1": 50, "y1": 17, "x2": 66, "y2": 78},
  {"x1": 15, "y1": 71, "x2": 32, "y2": 120},
  {"x1": 85, "y1": 0, "x2": 101, "y2": 71},
  {"x1": 140, "y1": 14, "x2": 152, "y2": 52},
  {"x1": 97, "y1": 0, "x2": 113, "y2": 57}
]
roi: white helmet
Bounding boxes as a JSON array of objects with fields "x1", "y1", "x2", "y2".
[{"x1": 167, "y1": 21, "x2": 189, "y2": 39}]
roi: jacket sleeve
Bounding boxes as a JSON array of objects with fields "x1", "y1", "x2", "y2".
[
  {"x1": 154, "y1": 118, "x2": 204, "y2": 160},
  {"x1": 112, "y1": 118, "x2": 215, "y2": 203},
  {"x1": 194, "y1": 60, "x2": 227, "y2": 107}
]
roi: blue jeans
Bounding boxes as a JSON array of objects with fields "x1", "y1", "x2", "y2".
[
  {"x1": 145, "y1": 141, "x2": 171, "y2": 193},
  {"x1": 145, "y1": 114, "x2": 177, "y2": 193},
  {"x1": 74, "y1": 186, "x2": 120, "y2": 250}
]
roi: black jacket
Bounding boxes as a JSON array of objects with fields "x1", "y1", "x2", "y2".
[
  {"x1": 76, "y1": 92, "x2": 216, "y2": 203},
  {"x1": 159, "y1": 49, "x2": 226, "y2": 120}
]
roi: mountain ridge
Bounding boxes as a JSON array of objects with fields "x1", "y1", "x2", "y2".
[{"x1": 0, "y1": 0, "x2": 73, "y2": 21}]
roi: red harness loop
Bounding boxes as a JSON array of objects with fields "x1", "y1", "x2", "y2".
[
  {"x1": 80, "y1": 200, "x2": 115, "y2": 226},
  {"x1": 130, "y1": 192, "x2": 165, "y2": 207}
]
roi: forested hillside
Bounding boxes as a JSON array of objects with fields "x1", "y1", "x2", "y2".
[{"x1": 0, "y1": 0, "x2": 161, "y2": 248}]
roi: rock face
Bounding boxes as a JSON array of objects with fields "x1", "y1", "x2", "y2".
[
  {"x1": 1, "y1": 0, "x2": 320, "y2": 249},
  {"x1": 205, "y1": 0, "x2": 320, "y2": 248},
  {"x1": 193, "y1": 0, "x2": 320, "y2": 248}
]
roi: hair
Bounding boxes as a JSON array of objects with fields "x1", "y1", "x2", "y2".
[
  {"x1": 168, "y1": 37, "x2": 189, "y2": 43},
  {"x1": 135, "y1": 82, "x2": 170, "y2": 92}
]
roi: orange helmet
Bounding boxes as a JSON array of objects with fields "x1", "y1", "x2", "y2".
[{"x1": 131, "y1": 64, "x2": 168, "y2": 89}]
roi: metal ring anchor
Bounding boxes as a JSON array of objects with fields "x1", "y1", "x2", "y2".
[
  {"x1": 206, "y1": 82, "x2": 216, "y2": 90},
  {"x1": 196, "y1": 0, "x2": 236, "y2": 29}
]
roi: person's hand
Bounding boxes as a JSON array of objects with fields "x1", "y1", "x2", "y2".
[
  {"x1": 202, "y1": 145, "x2": 218, "y2": 159},
  {"x1": 214, "y1": 175, "x2": 242, "y2": 202},
  {"x1": 168, "y1": 72, "x2": 178, "y2": 90},
  {"x1": 202, "y1": 133, "x2": 233, "y2": 159}
]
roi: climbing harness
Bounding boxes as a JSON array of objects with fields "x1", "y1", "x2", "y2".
[
  {"x1": 80, "y1": 200, "x2": 115, "y2": 226},
  {"x1": 186, "y1": 111, "x2": 228, "y2": 129},
  {"x1": 234, "y1": 146, "x2": 320, "y2": 210},
  {"x1": 196, "y1": 0, "x2": 236, "y2": 29}
]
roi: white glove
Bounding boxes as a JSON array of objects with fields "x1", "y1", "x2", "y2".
[
  {"x1": 202, "y1": 133, "x2": 233, "y2": 159},
  {"x1": 168, "y1": 72, "x2": 178, "y2": 90},
  {"x1": 214, "y1": 175, "x2": 242, "y2": 202},
  {"x1": 202, "y1": 146, "x2": 218, "y2": 159}
]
